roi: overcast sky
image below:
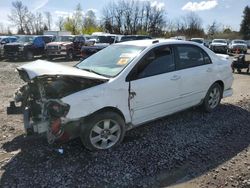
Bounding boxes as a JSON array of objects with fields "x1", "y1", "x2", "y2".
[{"x1": 0, "y1": 0, "x2": 249, "y2": 32}]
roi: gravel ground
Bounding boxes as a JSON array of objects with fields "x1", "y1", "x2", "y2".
[{"x1": 0, "y1": 55, "x2": 250, "y2": 188}]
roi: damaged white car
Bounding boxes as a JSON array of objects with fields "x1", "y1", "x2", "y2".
[{"x1": 7, "y1": 39, "x2": 233, "y2": 151}]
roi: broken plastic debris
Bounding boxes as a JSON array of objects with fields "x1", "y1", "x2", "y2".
[{"x1": 57, "y1": 148, "x2": 64, "y2": 154}]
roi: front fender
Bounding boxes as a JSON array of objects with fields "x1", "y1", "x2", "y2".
[{"x1": 61, "y1": 82, "x2": 131, "y2": 123}]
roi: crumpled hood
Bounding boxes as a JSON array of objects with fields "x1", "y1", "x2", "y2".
[
  {"x1": 211, "y1": 42, "x2": 227, "y2": 46},
  {"x1": 47, "y1": 41, "x2": 72, "y2": 46},
  {"x1": 17, "y1": 60, "x2": 109, "y2": 80}
]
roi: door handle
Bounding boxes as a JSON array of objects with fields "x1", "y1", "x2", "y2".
[
  {"x1": 207, "y1": 68, "x2": 213, "y2": 72},
  {"x1": 170, "y1": 75, "x2": 181, "y2": 81}
]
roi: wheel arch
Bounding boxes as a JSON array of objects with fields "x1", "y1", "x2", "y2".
[
  {"x1": 85, "y1": 106, "x2": 126, "y2": 123},
  {"x1": 214, "y1": 80, "x2": 224, "y2": 92}
]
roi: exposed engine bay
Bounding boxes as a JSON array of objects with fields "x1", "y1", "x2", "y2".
[{"x1": 8, "y1": 69, "x2": 107, "y2": 144}]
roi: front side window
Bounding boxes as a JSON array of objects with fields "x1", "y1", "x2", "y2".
[
  {"x1": 175, "y1": 45, "x2": 211, "y2": 70},
  {"x1": 135, "y1": 46, "x2": 175, "y2": 79}
]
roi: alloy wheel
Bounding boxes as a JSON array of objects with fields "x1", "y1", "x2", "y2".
[
  {"x1": 208, "y1": 87, "x2": 221, "y2": 109},
  {"x1": 89, "y1": 119, "x2": 121, "y2": 150}
]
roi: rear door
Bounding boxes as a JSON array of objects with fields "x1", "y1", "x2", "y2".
[
  {"x1": 174, "y1": 44, "x2": 215, "y2": 107},
  {"x1": 128, "y1": 45, "x2": 182, "y2": 125}
]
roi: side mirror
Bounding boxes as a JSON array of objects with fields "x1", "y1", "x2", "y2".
[{"x1": 1, "y1": 41, "x2": 7, "y2": 45}]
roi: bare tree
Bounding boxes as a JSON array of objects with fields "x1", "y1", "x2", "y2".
[
  {"x1": 8, "y1": 0, "x2": 30, "y2": 34},
  {"x1": 102, "y1": 0, "x2": 166, "y2": 36},
  {"x1": 44, "y1": 11, "x2": 52, "y2": 30},
  {"x1": 207, "y1": 21, "x2": 220, "y2": 38},
  {"x1": 56, "y1": 17, "x2": 64, "y2": 31}
]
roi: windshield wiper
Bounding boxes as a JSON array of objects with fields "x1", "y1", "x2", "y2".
[{"x1": 80, "y1": 68, "x2": 110, "y2": 78}]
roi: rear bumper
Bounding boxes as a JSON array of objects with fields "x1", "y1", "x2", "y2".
[{"x1": 223, "y1": 88, "x2": 233, "y2": 98}]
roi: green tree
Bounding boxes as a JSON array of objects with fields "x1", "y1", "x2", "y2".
[
  {"x1": 82, "y1": 10, "x2": 102, "y2": 34},
  {"x1": 64, "y1": 3, "x2": 83, "y2": 34},
  {"x1": 240, "y1": 6, "x2": 250, "y2": 40}
]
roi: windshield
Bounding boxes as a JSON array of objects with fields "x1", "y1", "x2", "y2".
[
  {"x1": 233, "y1": 40, "x2": 246, "y2": 44},
  {"x1": 55, "y1": 36, "x2": 74, "y2": 42},
  {"x1": 213, "y1": 39, "x2": 227, "y2": 43},
  {"x1": 76, "y1": 45, "x2": 145, "y2": 77},
  {"x1": 16, "y1": 36, "x2": 34, "y2": 43},
  {"x1": 191, "y1": 39, "x2": 203, "y2": 44}
]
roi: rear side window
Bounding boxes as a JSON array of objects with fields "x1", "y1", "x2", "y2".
[
  {"x1": 136, "y1": 46, "x2": 175, "y2": 79},
  {"x1": 175, "y1": 45, "x2": 211, "y2": 70}
]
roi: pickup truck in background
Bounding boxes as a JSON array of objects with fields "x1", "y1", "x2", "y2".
[
  {"x1": 3, "y1": 35, "x2": 53, "y2": 61},
  {"x1": 46, "y1": 35, "x2": 93, "y2": 60},
  {"x1": 0, "y1": 36, "x2": 17, "y2": 59}
]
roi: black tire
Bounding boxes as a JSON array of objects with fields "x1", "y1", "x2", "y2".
[
  {"x1": 66, "y1": 50, "x2": 74, "y2": 60},
  {"x1": 202, "y1": 83, "x2": 222, "y2": 112},
  {"x1": 26, "y1": 51, "x2": 34, "y2": 61},
  {"x1": 80, "y1": 111, "x2": 126, "y2": 151}
]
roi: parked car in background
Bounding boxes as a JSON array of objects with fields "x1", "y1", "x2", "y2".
[
  {"x1": 81, "y1": 34, "x2": 152, "y2": 58},
  {"x1": 119, "y1": 35, "x2": 152, "y2": 42},
  {"x1": 0, "y1": 36, "x2": 17, "y2": 59},
  {"x1": 246, "y1": 40, "x2": 250, "y2": 49},
  {"x1": 190, "y1": 38, "x2": 205, "y2": 45},
  {"x1": 81, "y1": 34, "x2": 119, "y2": 58},
  {"x1": 228, "y1": 40, "x2": 248, "y2": 54},
  {"x1": 46, "y1": 35, "x2": 93, "y2": 60},
  {"x1": 7, "y1": 39, "x2": 233, "y2": 151},
  {"x1": 209, "y1": 39, "x2": 228, "y2": 54},
  {"x1": 4, "y1": 35, "x2": 53, "y2": 61}
]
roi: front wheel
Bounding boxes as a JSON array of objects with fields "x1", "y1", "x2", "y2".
[
  {"x1": 80, "y1": 111, "x2": 126, "y2": 151},
  {"x1": 202, "y1": 83, "x2": 222, "y2": 112}
]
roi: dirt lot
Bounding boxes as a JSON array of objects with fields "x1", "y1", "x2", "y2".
[{"x1": 0, "y1": 55, "x2": 250, "y2": 188}]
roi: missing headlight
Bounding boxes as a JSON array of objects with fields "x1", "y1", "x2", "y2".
[{"x1": 47, "y1": 100, "x2": 70, "y2": 118}]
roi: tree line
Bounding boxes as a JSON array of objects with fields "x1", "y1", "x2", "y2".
[{"x1": 3, "y1": 0, "x2": 250, "y2": 40}]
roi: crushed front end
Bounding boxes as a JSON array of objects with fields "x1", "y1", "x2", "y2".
[
  {"x1": 7, "y1": 74, "x2": 72, "y2": 143},
  {"x1": 7, "y1": 66, "x2": 106, "y2": 144}
]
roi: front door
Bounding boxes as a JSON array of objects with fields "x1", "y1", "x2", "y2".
[{"x1": 128, "y1": 45, "x2": 181, "y2": 125}]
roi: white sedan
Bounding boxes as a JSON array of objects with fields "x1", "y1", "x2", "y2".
[{"x1": 8, "y1": 39, "x2": 233, "y2": 151}]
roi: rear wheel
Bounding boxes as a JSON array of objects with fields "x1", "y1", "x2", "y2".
[
  {"x1": 80, "y1": 111, "x2": 126, "y2": 151},
  {"x1": 202, "y1": 83, "x2": 222, "y2": 112}
]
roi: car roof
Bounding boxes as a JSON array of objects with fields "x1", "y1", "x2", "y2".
[
  {"x1": 191, "y1": 38, "x2": 204, "y2": 40},
  {"x1": 213, "y1": 39, "x2": 227, "y2": 41},
  {"x1": 114, "y1": 39, "x2": 201, "y2": 48},
  {"x1": 232, "y1": 39, "x2": 245, "y2": 42}
]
